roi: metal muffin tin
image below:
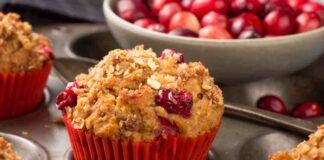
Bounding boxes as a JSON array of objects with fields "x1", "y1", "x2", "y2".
[
  {"x1": 0, "y1": 132, "x2": 48, "y2": 160},
  {"x1": 0, "y1": 24, "x2": 322, "y2": 160}
]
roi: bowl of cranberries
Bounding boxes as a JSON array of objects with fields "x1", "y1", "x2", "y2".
[{"x1": 103, "y1": 0, "x2": 324, "y2": 84}]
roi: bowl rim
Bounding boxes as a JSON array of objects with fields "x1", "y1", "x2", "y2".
[{"x1": 103, "y1": 0, "x2": 324, "y2": 44}]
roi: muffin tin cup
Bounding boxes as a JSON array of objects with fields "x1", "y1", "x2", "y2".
[
  {"x1": 0, "y1": 62, "x2": 52, "y2": 119},
  {"x1": 63, "y1": 115, "x2": 222, "y2": 160}
]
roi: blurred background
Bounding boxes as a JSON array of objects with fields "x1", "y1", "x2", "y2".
[{"x1": 0, "y1": 0, "x2": 105, "y2": 24}]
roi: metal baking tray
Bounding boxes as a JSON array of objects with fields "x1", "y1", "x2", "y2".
[{"x1": 0, "y1": 24, "x2": 322, "y2": 160}]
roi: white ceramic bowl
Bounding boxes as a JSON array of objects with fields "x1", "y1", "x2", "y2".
[{"x1": 103, "y1": 0, "x2": 324, "y2": 84}]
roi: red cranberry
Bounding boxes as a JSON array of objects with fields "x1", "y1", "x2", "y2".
[
  {"x1": 160, "y1": 49, "x2": 185, "y2": 63},
  {"x1": 214, "y1": 0, "x2": 231, "y2": 14},
  {"x1": 301, "y1": 2, "x2": 324, "y2": 20},
  {"x1": 201, "y1": 11, "x2": 229, "y2": 28},
  {"x1": 292, "y1": 101, "x2": 323, "y2": 119},
  {"x1": 147, "y1": 23, "x2": 167, "y2": 33},
  {"x1": 56, "y1": 91, "x2": 78, "y2": 110},
  {"x1": 238, "y1": 29, "x2": 262, "y2": 39},
  {"x1": 116, "y1": 0, "x2": 150, "y2": 22},
  {"x1": 150, "y1": 0, "x2": 176, "y2": 16},
  {"x1": 56, "y1": 82, "x2": 80, "y2": 110},
  {"x1": 230, "y1": 13, "x2": 263, "y2": 37},
  {"x1": 65, "y1": 82, "x2": 80, "y2": 93},
  {"x1": 295, "y1": 12, "x2": 321, "y2": 33},
  {"x1": 181, "y1": 0, "x2": 194, "y2": 10},
  {"x1": 190, "y1": 0, "x2": 216, "y2": 18},
  {"x1": 168, "y1": 28, "x2": 199, "y2": 37},
  {"x1": 134, "y1": 18, "x2": 156, "y2": 28},
  {"x1": 257, "y1": 95, "x2": 287, "y2": 115},
  {"x1": 155, "y1": 89, "x2": 193, "y2": 118},
  {"x1": 264, "y1": 10, "x2": 294, "y2": 35},
  {"x1": 169, "y1": 11, "x2": 201, "y2": 33},
  {"x1": 199, "y1": 25, "x2": 232, "y2": 39},
  {"x1": 264, "y1": 0, "x2": 295, "y2": 15},
  {"x1": 158, "y1": 2, "x2": 182, "y2": 26},
  {"x1": 40, "y1": 45, "x2": 55, "y2": 60},
  {"x1": 231, "y1": 0, "x2": 264, "y2": 15},
  {"x1": 158, "y1": 117, "x2": 180, "y2": 136},
  {"x1": 287, "y1": 0, "x2": 307, "y2": 12}
]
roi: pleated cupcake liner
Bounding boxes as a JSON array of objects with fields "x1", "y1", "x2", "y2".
[
  {"x1": 0, "y1": 62, "x2": 52, "y2": 119},
  {"x1": 63, "y1": 114, "x2": 221, "y2": 160}
]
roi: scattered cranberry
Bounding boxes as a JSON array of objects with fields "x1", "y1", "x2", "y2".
[
  {"x1": 214, "y1": 0, "x2": 231, "y2": 14},
  {"x1": 292, "y1": 101, "x2": 323, "y2": 118},
  {"x1": 264, "y1": 10, "x2": 294, "y2": 35},
  {"x1": 134, "y1": 18, "x2": 156, "y2": 28},
  {"x1": 190, "y1": 0, "x2": 216, "y2": 18},
  {"x1": 295, "y1": 12, "x2": 321, "y2": 33},
  {"x1": 155, "y1": 89, "x2": 193, "y2": 118},
  {"x1": 116, "y1": 0, "x2": 150, "y2": 22},
  {"x1": 147, "y1": 23, "x2": 167, "y2": 33},
  {"x1": 230, "y1": 13, "x2": 263, "y2": 37},
  {"x1": 158, "y1": 117, "x2": 180, "y2": 136},
  {"x1": 158, "y1": 2, "x2": 182, "y2": 26},
  {"x1": 231, "y1": 0, "x2": 264, "y2": 15},
  {"x1": 150, "y1": 0, "x2": 176, "y2": 16},
  {"x1": 257, "y1": 95, "x2": 287, "y2": 115},
  {"x1": 201, "y1": 11, "x2": 229, "y2": 28},
  {"x1": 168, "y1": 28, "x2": 199, "y2": 37},
  {"x1": 40, "y1": 44, "x2": 55, "y2": 60},
  {"x1": 199, "y1": 25, "x2": 232, "y2": 39},
  {"x1": 169, "y1": 11, "x2": 201, "y2": 33},
  {"x1": 301, "y1": 2, "x2": 324, "y2": 20},
  {"x1": 238, "y1": 29, "x2": 262, "y2": 39},
  {"x1": 160, "y1": 49, "x2": 185, "y2": 63}
]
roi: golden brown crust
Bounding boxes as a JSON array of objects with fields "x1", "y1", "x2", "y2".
[
  {"x1": 0, "y1": 137, "x2": 21, "y2": 160},
  {"x1": 0, "y1": 12, "x2": 52, "y2": 73},
  {"x1": 269, "y1": 125, "x2": 324, "y2": 160},
  {"x1": 67, "y1": 45, "x2": 224, "y2": 141}
]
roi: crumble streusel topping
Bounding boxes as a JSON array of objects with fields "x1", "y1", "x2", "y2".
[
  {"x1": 65, "y1": 45, "x2": 224, "y2": 142},
  {"x1": 0, "y1": 12, "x2": 53, "y2": 73},
  {"x1": 0, "y1": 137, "x2": 21, "y2": 160},
  {"x1": 269, "y1": 125, "x2": 324, "y2": 160}
]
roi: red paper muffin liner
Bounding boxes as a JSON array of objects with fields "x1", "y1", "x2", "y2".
[
  {"x1": 0, "y1": 62, "x2": 52, "y2": 119},
  {"x1": 63, "y1": 115, "x2": 221, "y2": 160}
]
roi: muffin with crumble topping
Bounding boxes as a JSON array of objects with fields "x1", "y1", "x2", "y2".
[
  {"x1": 269, "y1": 125, "x2": 324, "y2": 160},
  {"x1": 0, "y1": 12, "x2": 54, "y2": 119},
  {"x1": 0, "y1": 137, "x2": 21, "y2": 160},
  {"x1": 56, "y1": 45, "x2": 223, "y2": 160}
]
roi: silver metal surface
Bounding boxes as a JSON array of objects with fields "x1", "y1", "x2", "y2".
[
  {"x1": 0, "y1": 24, "x2": 322, "y2": 160},
  {"x1": 0, "y1": 132, "x2": 48, "y2": 160}
]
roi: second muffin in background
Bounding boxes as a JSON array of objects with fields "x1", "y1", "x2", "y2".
[
  {"x1": 57, "y1": 45, "x2": 224, "y2": 160},
  {"x1": 0, "y1": 12, "x2": 54, "y2": 119}
]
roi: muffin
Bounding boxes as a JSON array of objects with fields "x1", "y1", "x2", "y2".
[
  {"x1": 0, "y1": 137, "x2": 21, "y2": 160},
  {"x1": 57, "y1": 45, "x2": 224, "y2": 160},
  {"x1": 269, "y1": 125, "x2": 324, "y2": 160},
  {"x1": 0, "y1": 12, "x2": 54, "y2": 119}
]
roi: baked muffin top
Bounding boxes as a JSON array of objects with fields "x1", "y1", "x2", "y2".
[
  {"x1": 269, "y1": 125, "x2": 324, "y2": 160},
  {"x1": 57, "y1": 45, "x2": 224, "y2": 142},
  {"x1": 0, "y1": 137, "x2": 21, "y2": 160},
  {"x1": 0, "y1": 12, "x2": 54, "y2": 73}
]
